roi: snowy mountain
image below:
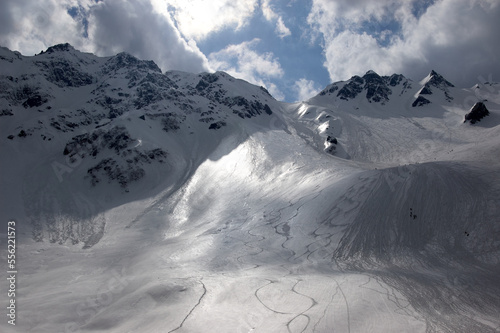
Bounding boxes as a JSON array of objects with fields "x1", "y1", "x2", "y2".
[
  {"x1": 1, "y1": 44, "x2": 500, "y2": 332},
  {"x1": 297, "y1": 69, "x2": 499, "y2": 163},
  {"x1": 0, "y1": 43, "x2": 279, "y2": 247}
]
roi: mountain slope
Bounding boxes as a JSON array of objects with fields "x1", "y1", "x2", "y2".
[{"x1": 1, "y1": 44, "x2": 500, "y2": 333}]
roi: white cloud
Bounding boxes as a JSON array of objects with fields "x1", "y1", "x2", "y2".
[
  {"x1": 264, "y1": 82, "x2": 285, "y2": 101},
  {"x1": 308, "y1": 0, "x2": 500, "y2": 85},
  {"x1": 0, "y1": 0, "x2": 210, "y2": 73},
  {"x1": 294, "y1": 78, "x2": 321, "y2": 102},
  {"x1": 308, "y1": 0, "x2": 400, "y2": 40},
  {"x1": 261, "y1": 0, "x2": 278, "y2": 21},
  {"x1": 87, "y1": 0, "x2": 210, "y2": 73},
  {"x1": 322, "y1": 31, "x2": 401, "y2": 82},
  {"x1": 261, "y1": 0, "x2": 291, "y2": 39},
  {"x1": 208, "y1": 38, "x2": 285, "y2": 100},
  {"x1": 164, "y1": 0, "x2": 258, "y2": 40},
  {"x1": 276, "y1": 17, "x2": 291, "y2": 38}
]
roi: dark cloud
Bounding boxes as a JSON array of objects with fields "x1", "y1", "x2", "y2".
[{"x1": 0, "y1": 0, "x2": 17, "y2": 36}]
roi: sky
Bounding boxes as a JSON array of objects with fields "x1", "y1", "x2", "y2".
[{"x1": 1, "y1": 0, "x2": 499, "y2": 102}]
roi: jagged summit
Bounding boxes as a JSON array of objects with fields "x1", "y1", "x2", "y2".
[
  {"x1": 429, "y1": 69, "x2": 454, "y2": 87},
  {"x1": 413, "y1": 70, "x2": 455, "y2": 105},
  {"x1": 312, "y1": 69, "x2": 460, "y2": 109},
  {"x1": 420, "y1": 69, "x2": 454, "y2": 88},
  {"x1": 42, "y1": 43, "x2": 76, "y2": 54},
  {"x1": 428, "y1": 70, "x2": 454, "y2": 89},
  {"x1": 314, "y1": 70, "x2": 411, "y2": 104},
  {"x1": 361, "y1": 70, "x2": 392, "y2": 103}
]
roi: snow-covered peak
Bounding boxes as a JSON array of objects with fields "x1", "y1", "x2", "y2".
[
  {"x1": 419, "y1": 69, "x2": 454, "y2": 88},
  {"x1": 35, "y1": 42, "x2": 99, "y2": 65},
  {"x1": 41, "y1": 43, "x2": 76, "y2": 54},
  {"x1": 0, "y1": 45, "x2": 22, "y2": 62},
  {"x1": 311, "y1": 70, "x2": 411, "y2": 105},
  {"x1": 413, "y1": 70, "x2": 455, "y2": 105}
]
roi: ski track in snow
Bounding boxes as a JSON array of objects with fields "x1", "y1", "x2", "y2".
[
  {"x1": 168, "y1": 280, "x2": 207, "y2": 333},
  {"x1": 9, "y1": 143, "x2": 500, "y2": 332}
]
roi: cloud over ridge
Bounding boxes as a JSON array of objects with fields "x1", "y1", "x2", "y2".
[{"x1": 308, "y1": 0, "x2": 500, "y2": 85}]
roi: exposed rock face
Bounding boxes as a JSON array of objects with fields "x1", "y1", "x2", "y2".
[
  {"x1": 316, "y1": 69, "x2": 456, "y2": 109},
  {"x1": 427, "y1": 69, "x2": 455, "y2": 89},
  {"x1": 337, "y1": 75, "x2": 364, "y2": 101},
  {"x1": 318, "y1": 70, "x2": 409, "y2": 105},
  {"x1": 3, "y1": 43, "x2": 277, "y2": 145},
  {"x1": 103, "y1": 52, "x2": 161, "y2": 75},
  {"x1": 363, "y1": 71, "x2": 392, "y2": 103},
  {"x1": 42, "y1": 43, "x2": 75, "y2": 53},
  {"x1": 412, "y1": 96, "x2": 431, "y2": 107},
  {"x1": 22, "y1": 94, "x2": 48, "y2": 108},
  {"x1": 419, "y1": 86, "x2": 433, "y2": 95},
  {"x1": 86, "y1": 148, "x2": 167, "y2": 190},
  {"x1": 388, "y1": 74, "x2": 405, "y2": 86},
  {"x1": 35, "y1": 59, "x2": 95, "y2": 87},
  {"x1": 464, "y1": 102, "x2": 490, "y2": 124}
]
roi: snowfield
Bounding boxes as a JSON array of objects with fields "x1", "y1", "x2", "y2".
[{"x1": 1, "y1": 45, "x2": 500, "y2": 332}]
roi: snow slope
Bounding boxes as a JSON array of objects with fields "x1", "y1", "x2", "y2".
[{"x1": 1, "y1": 45, "x2": 500, "y2": 332}]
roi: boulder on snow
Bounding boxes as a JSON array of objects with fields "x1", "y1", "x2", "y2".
[
  {"x1": 326, "y1": 135, "x2": 337, "y2": 144},
  {"x1": 209, "y1": 121, "x2": 227, "y2": 130},
  {"x1": 23, "y1": 94, "x2": 48, "y2": 108},
  {"x1": 464, "y1": 102, "x2": 490, "y2": 124}
]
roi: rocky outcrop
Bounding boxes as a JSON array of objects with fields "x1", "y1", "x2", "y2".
[
  {"x1": 318, "y1": 71, "x2": 408, "y2": 105},
  {"x1": 464, "y1": 102, "x2": 490, "y2": 124},
  {"x1": 412, "y1": 96, "x2": 431, "y2": 107},
  {"x1": 363, "y1": 71, "x2": 392, "y2": 103}
]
